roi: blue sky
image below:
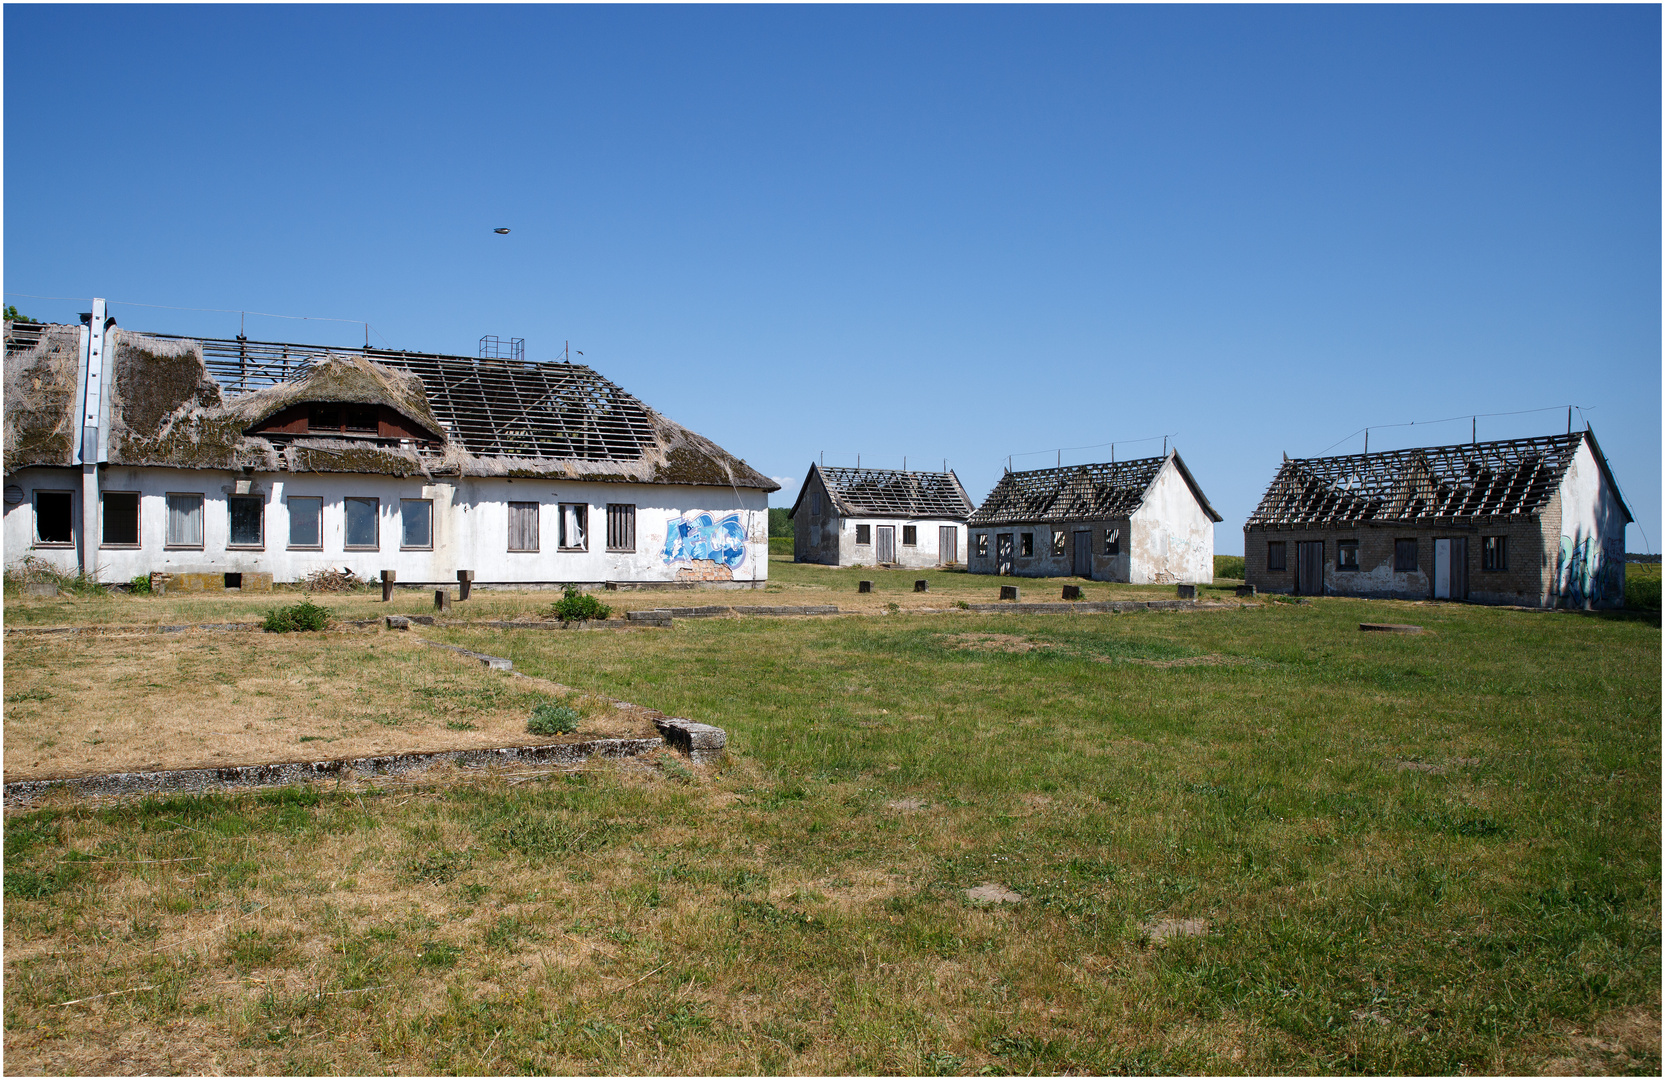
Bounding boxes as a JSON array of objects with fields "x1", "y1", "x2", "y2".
[{"x1": 6, "y1": 5, "x2": 1659, "y2": 552}]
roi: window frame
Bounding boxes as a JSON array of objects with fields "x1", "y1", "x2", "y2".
[
  {"x1": 164, "y1": 492, "x2": 206, "y2": 550},
  {"x1": 855, "y1": 524, "x2": 872, "y2": 546},
  {"x1": 100, "y1": 491, "x2": 140, "y2": 548},
  {"x1": 32, "y1": 489, "x2": 75, "y2": 547},
  {"x1": 1394, "y1": 538, "x2": 1418, "y2": 572},
  {"x1": 902, "y1": 525, "x2": 918, "y2": 547},
  {"x1": 1020, "y1": 533, "x2": 1034, "y2": 557},
  {"x1": 287, "y1": 495, "x2": 324, "y2": 550},
  {"x1": 226, "y1": 494, "x2": 266, "y2": 550},
  {"x1": 507, "y1": 501, "x2": 540, "y2": 553},
  {"x1": 343, "y1": 496, "x2": 380, "y2": 551},
  {"x1": 1266, "y1": 541, "x2": 1287, "y2": 572},
  {"x1": 1336, "y1": 539, "x2": 1360, "y2": 572},
  {"x1": 558, "y1": 502, "x2": 589, "y2": 552},
  {"x1": 606, "y1": 503, "x2": 637, "y2": 553},
  {"x1": 975, "y1": 532, "x2": 989, "y2": 558},
  {"x1": 400, "y1": 498, "x2": 434, "y2": 551},
  {"x1": 1482, "y1": 535, "x2": 1507, "y2": 572}
]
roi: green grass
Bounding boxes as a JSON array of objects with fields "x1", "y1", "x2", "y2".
[{"x1": 4, "y1": 600, "x2": 1657, "y2": 1073}]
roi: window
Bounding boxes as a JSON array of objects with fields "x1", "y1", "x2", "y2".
[
  {"x1": 228, "y1": 496, "x2": 264, "y2": 548},
  {"x1": 1394, "y1": 539, "x2": 1417, "y2": 572},
  {"x1": 288, "y1": 496, "x2": 322, "y2": 548},
  {"x1": 903, "y1": 525, "x2": 917, "y2": 546},
  {"x1": 166, "y1": 493, "x2": 204, "y2": 548},
  {"x1": 1266, "y1": 541, "x2": 1287, "y2": 572},
  {"x1": 975, "y1": 533, "x2": 988, "y2": 558},
  {"x1": 1337, "y1": 540, "x2": 1359, "y2": 571},
  {"x1": 1020, "y1": 533, "x2": 1034, "y2": 557},
  {"x1": 344, "y1": 497, "x2": 379, "y2": 550},
  {"x1": 1482, "y1": 535, "x2": 1506, "y2": 571},
  {"x1": 1051, "y1": 531, "x2": 1066, "y2": 556},
  {"x1": 1104, "y1": 528, "x2": 1120, "y2": 556},
  {"x1": 401, "y1": 499, "x2": 432, "y2": 550},
  {"x1": 34, "y1": 491, "x2": 73, "y2": 544},
  {"x1": 102, "y1": 492, "x2": 139, "y2": 546},
  {"x1": 559, "y1": 503, "x2": 588, "y2": 550},
  {"x1": 855, "y1": 524, "x2": 871, "y2": 545},
  {"x1": 606, "y1": 503, "x2": 636, "y2": 552},
  {"x1": 345, "y1": 406, "x2": 377, "y2": 432},
  {"x1": 508, "y1": 502, "x2": 539, "y2": 552}
]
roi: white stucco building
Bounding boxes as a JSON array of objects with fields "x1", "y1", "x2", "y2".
[
  {"x1": 4, "y1": 308, "x2": 776, "y2": 589},
  {"x1": 965, "y1": 452, "x2": 1221, "y2": 583},
  {"x1": 788, "y1": 464, "x2": 973, "y2": 568}
]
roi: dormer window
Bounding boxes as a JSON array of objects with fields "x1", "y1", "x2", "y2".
[{"x1": 306, "y1": 405, "x2": 379, "y2": 434}]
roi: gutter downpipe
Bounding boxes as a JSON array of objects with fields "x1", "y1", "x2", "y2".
[{"x1": 76, "y1": 298, "x2": 111, "y2": 576}]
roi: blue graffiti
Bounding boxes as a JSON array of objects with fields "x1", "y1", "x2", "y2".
[{"x1": 663, "y1": 512, "x2": 747, "y2": 569}]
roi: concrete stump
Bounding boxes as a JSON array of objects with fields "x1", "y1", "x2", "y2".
[
  {"x1": 1000, "y1": 585, "x2": 1020, "y2": 601},
  {"x1": 434, "y1": 589, "x2": 452, "y2": 613},
  {"x1": 1062, "y1": 585, "x2": 1082, "y2": 600},
  {"x1": 914, "y1": 580, "x2": 929, "y2": 593},
  {"x1": 24, "y1": 582, "x2": 58, "y2": 598},
  {"x1": 381, "y1": 570, "x2": 396, "y2": 602},
  {"x1": 858, "y1": 580, "x2": 873, "y2": 594},
  {"x1": 386, "y1": 615, "x2": 411, "y2": 630},
  {"x1": 457, "y1": 569, "x2": 474, "y2": 601},
  {"x1": 1235, "y1": 584, "x2": 1257, "y2": 597},
  {"x1": 1176, "y1": 584, "x2": 1197, "y2": 600}
]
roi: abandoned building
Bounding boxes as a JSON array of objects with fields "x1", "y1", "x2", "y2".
[
  {"x1": 965, "y1": 452, "x2": 1220, "y2": 582},
  {"x1": 1241, "y1": 429, "x2": 1632, "y2": 608},
  {"x1": 788, "y1": 463, "x2": 974, "y2": 568},
  {"x1": 3, "y1": 303, "x2": 777, "y2": 589}
]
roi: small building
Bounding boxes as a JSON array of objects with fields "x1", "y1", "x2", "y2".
[
  {"x1": 788, "y1": 464, "x2": 973, "y2": 568},
  {"x1": 1241, "y1": 429, "x2": 1632, "y2": 608},
  {"x1": 4, "y1": 308, "x2": 777, "y2": 588},
  {"x1": 965, "y1": 452, "x2": 1220, "y2": 582}
]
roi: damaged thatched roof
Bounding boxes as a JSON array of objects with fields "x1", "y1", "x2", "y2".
[
  {"x1": 1244, "y1": 431, "x2": 1629, "y2": 528},
  {"x1": 3, "y1": 323, "x2": 778, "y2": 490},
  {"x1": 968, "y1": 453, "x2": 1221, "y2": 526},
  {"x1": 789, "y1": 465, "x2": 973, "y2": 520}
]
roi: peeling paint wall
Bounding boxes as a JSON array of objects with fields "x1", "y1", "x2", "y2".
[
  {"x1": 1552, "y1": 440, "x2": 1627, "y2": 609},
  {"x1": 3, "y1": 466, "x2": 768, "y2": 586},
  {"x1": 1128, "y1": 458, "x2": 1215, "y2": 584}
]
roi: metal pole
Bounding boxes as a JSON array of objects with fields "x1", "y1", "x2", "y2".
[
  {"x1": 1472, "y1": 416, "x2": 1476, "y2": 444},
  {"x1": 1567, "y1": 406, "x2": 1572, "y2": 435},
  {"x1": 1364, "y1": 429, "x2": 1368, "y2": 455}
]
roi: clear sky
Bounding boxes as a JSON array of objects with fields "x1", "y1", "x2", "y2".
[{"x1": 6, "y1": 5, "x2": 1659, "y2": 553}]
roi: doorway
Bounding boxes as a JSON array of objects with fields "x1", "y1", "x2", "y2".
[
  {"x1": 1296, "y1": 541, "x2": 1324, "y2": 595},
  {"x1": 996, "y1": 533, "x2": 1014, "y2": 575},
  {"x1": 875, "y1": 525, "x2": 895, "y2": 565},
  {"x1": 1072, "y1": 530, "x2": 1092, "y2": 578},
  {"x1": 939, "y1": 526, "x2": 957, "y2": 566},
  {"x1": 1433, "y1": 537, "x2": 1467, "y2": 600}
]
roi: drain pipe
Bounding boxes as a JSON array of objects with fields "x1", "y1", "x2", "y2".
[{"x1": 76, "y1": 299, "x2": 112, "y2": 576}]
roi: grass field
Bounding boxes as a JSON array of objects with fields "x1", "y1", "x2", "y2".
[{"x1": 4, "y1": 585, "x2": 1657, "y2": 1073}]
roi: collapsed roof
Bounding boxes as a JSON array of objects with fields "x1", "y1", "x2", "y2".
[
  {"x1": 2, "y1": 322, "x2": 777, "y2": 490},
  {"x1": 1244, "y1": 431, "x2": 1630, "y2": 528},
  {"x1": 790, "y1": 465, "x2": 974, "y2": 520},
  {"x1": 968, "y1": 453, "x2": 1221, "y2": 526}
]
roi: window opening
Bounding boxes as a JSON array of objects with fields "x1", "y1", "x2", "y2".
[
  {"x1": 228, "y1": 496, "x2": 264, "y2": 548},
  {"x1": 903, "y1": 525, "x2": 917, "y2": 546},
  {"x1": 288, "y1": 497, "x2": 322, "y2": 548},
  {"x1": 35, "y1": 491, "x2": 73, "y2": 544},
  {"x1": 166, "y1": 493, "x2": 204, "y2": 547},
  {"x1": 344, "y1": 497, "x2": 379, "y2": 550},
  {"x1": 1482, "y1": 535, "x2": 1506, "y2": 571},
  {"x1": 401, "y1": 499, "x2": 433, "y2": 550},
  {"x1": 975, "y1": 533, "x2": 989, "y2": 558},
  {"x1": 855, "y1": 524, "x2": 871, "y2": 545},
  {"x1": 559, "y1": 503, "x2": 588, "y2": 550},
  {"x1": 102, "y1": 492, "x2": 139, "y2": 546},
  {"x1": 1337, "y1": 540, "x2": 1359, "y2": 571},
  {"x1": 1395, "y1": 538, "x2": 1418, "y2": 572},
  {"x1": 1020, "y1": 533, "x2": 1034, "y2": 557},
  {"x1": 224, "y1": 573, "x2": 243, "y2": 589},
  {"x1": 1266, "y1": 541, "x2": 1287, "y2": 572},
  {"x1": 1051, "y1": 531, "x2": 1066, "y2": 557}
]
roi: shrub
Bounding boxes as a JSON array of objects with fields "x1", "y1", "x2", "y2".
[
  {"x1": 1624, "y1": 563, "x2": 1660, "y2": 612},
  {"x1": 549, "y1": 586, "x2": 611, "y2": 622},
  {"x1": 528, "y1": 702, "x2": 581, "y2": 736},
  {"x1": 263, "y1": 597, "x2": 331, "y2": 633},
  {"x1": 1214, "y1": 555, "x2": 1246, "y2": 581}
]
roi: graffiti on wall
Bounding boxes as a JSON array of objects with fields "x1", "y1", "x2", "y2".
[
  {"x1": 662, "y1": 512, "x2": 747, "y2": 570},
  {"x1": 1556, "y1": 532, "x2": 1622, "y2": 607}
]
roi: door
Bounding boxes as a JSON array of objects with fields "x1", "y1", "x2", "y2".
[
  {"x1": 939, "y1": 526, "x2": 957, "y2": 566},
  {"x1": 996, "y1": 533, "x2": 1014, "y2": 575},
  {"x1": 875, "y1": 525, "x2": 895, "y2": 564},
  {"x1": 1433, "y1": 538, "x2": 1467, "y2": 600},
  {"x1": 1073, "y1": 530, "x2": 1092, "y2": 578},
  {"x1": 1296, "y1": 541, "x2": 1324, "y2": 595}
]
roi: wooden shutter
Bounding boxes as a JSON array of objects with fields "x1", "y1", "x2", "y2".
[
  {"x1": 607, "y1": 504, "x2": 636, "y2": 551},
  {"x1": 508, "y1": 502, "x2": 538, "y2": 551}
]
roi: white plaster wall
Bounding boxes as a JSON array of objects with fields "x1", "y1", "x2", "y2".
[
  {"x1": 835, "y1": 518, "x2": 967, "y2": 568},
  {"x1": 1128, "y1": 458, "x2": 1215, "y2": 584},
  {"x1": 3, "y1": 466, "x2": 769, "y2": 585},
  {"x1": 1552, "y1": 439, "x2": 1627, "y2": 608}
]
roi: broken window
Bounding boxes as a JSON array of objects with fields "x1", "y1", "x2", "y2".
[
  {"x1": 34, "y1": 491, "x2": 73, "y2": 545},
  {"x1": 855, "y1": 524, "x2": 871, "y2": 545},
  {"x1": 401, "y1": 499, "x2": 432, "y2": 550},
  {"x1": 607, "y1": 504, "x2": 636, "y2": 552},
  {"x1": 102, "y1": 492, "x2": 139, "y2": 546},
  {"x1": 975, "y1": 533, "x2": 988, "y2": 558},
  {"x1": 1051, "y1": 531, "x2": 1066, "y2": 557},
  {"x1": 1395, "y1": 538, "x2": 1418, "y2": 572},
  {"x1": 166, "y1": 493, "x2": 204, "y2": 547},
  {"x1": 288, "y1": 496, "x2": 322, "y2": 548},
  {"x1": 344, "y1": 497, "x2": 379, "y2": 550},
  {"x1": 1482, "y1": 535, "x2": 1506, "y2": 571},
  {"x1": 508, "y1": 502, "x2": 539, "y2": 551},
  {"x1": 1337, "y1": 540, "x2": 1359, "y2": 571},
  {"x1": 1266, "y1": 541, "x2": 1287, "y2": 572},
  {"x1": 1104, "y1": 528, "x2": 1120, "y2": 556},
  {"x1": 1020, "y1": 533, "x2": 1034, "y2": 557},
  {"x1": 903, "y1": 525, "x2": 917, "y2": 546},
  {"x1": 559, "y1": 503, "x2": 588, "y2": 550},
  {"x1": 228, "y1": 496, "x2": 264, "y2": 548}
]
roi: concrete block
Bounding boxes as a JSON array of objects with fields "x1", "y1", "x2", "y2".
[
  {"x1": 858, "y1": 580, "x2": 873, "y2": 594},
  {"x1": 434, "y1": 589, "x2": 452, "y2": 612},
  {"x1": 1061, "y1": 585, "x2": 1082, "y2": 600},
  {"x1": 457, "y1": 569, "x2": 474, "y2": 601},
  {"x1": 914, "y1": 580, "x2": 929, "y2": 593},
  {"x1": 381, "y1": 569, "x2": 396, "y2": 602},
  {"x1": 655, "y1": 717, "x2": 727, "y2": 763},
  {"x1": 1177, "y1": 584, "x2": 1197, "y2": 600},
  {"x1": 386, "y1": 615, "x2": 410, "y2": 630},
  {"x1": 238, "y1": 572, "x2": 273, "y2": 593},
  {"x1": 23, "y1": 582, "x2": 57, "y2": 598},
  {"x1": 999, "y1": 585, "x2": 1020, "y2": 601}
]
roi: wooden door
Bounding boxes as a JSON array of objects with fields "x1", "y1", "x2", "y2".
[
  {"x1": 1296, "y1": 541, "x2": 1324, "y2": 595},
  {"x1": 1434, "y1": 538, "x2": 1467, "y2": 600},
  {"x1": 1073, "y1": 530, "x2": 1092, "y2": 578},
  {"x1": 876, "y1": 525, "x2": 895, "y2": 564},
  {"x1": 1434, "y1": 539, "x2": 1451, "y2": 598},
  {"x1": 996, "y1": 533, "x2": 1014, "y2": 575},
  {"x1": 939, "y1": 526, "x2": 957, "y2": 565}
]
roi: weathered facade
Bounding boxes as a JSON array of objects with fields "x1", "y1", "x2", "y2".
[
  {"x1": 788, "y1": 464, "x2": 973, "y2": 568},
  {"x1": 965, "y1": 452, "x2": 1220, "y2": 583},
  {"x1": 4, "y1": 309, "x2": 777, "y2": 588},
  {"x1": 1242, "y1": 430, "x2": 1631, "y2": 608}
]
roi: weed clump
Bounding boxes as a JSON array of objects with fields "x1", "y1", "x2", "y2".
[
  {"x1": 549, "y1": 586, "x2": 611, "y2": 622},
  {"x1": 528, "y1": 701, "x2": 581, "y2": 736},
  {"x1": 5, "y1": 555, "x2": 108, "y2": 597},
  {"x1": 128, "y1": 573, "x2": 153, "y2": 594},
  {"x1": 263, "y1": 597, "x2": 331, "y2": 633}
]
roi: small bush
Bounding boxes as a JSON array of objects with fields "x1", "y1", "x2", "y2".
[
  {"x1": 128, "y1": 574, "x2": 153, "y2": 595},
  {"x1": 528, "y1": 702, "x2": 581, "y2": 736},
  {"x1": 263, "y1": 597, "x2": 331, "y2": 633},
  {"x1": 549, "y1": 586, "x2": 611, "y2": 622}
]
